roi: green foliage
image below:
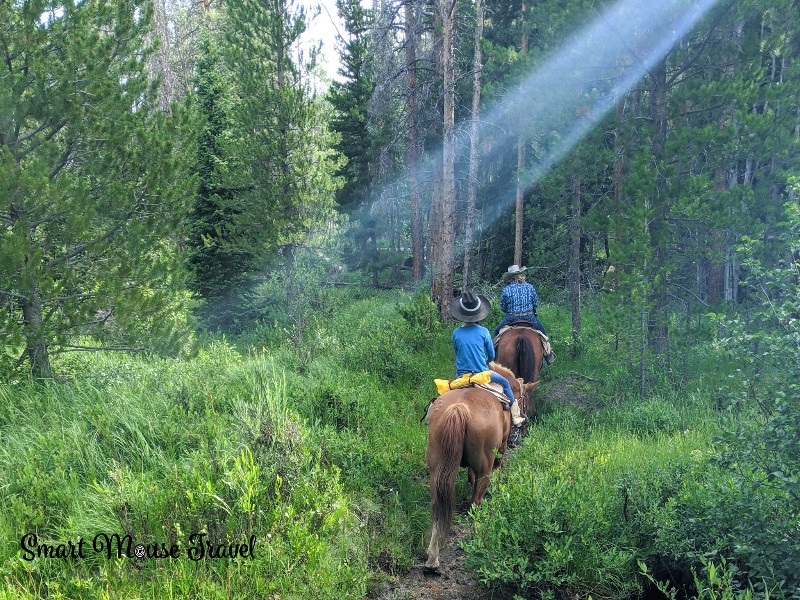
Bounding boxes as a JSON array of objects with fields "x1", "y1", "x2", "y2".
[
  {"x1": 461, "y1": 394, "x2": 721, "y2": 599},
  {"x1": 222, "y1": 0, "x2": 342, "y2": 259},
  {"x1": 0, "y1": 346, "x2": 369, "y2": 598},
  {"x1": 328, "y1": 0, "x2": 377, "y2": 211},
  {"x1": 187, "y1": 34, "x2": 257, "y2": 331},
  {"x1": 641, "y1": 558, "x2": 760, "y2": 600},
  {"x1": 707, "y1": 200, "x2": 800, "y2": 597},
  {"x1": 0, "y1": 1, "x2": 194, "y2": 377},
  {"x1": 4, "y1": 282, "x2": 800, "y2": 598},
  {"x1": 398, "y1": 290, "x2": 444, "y2": 349}
]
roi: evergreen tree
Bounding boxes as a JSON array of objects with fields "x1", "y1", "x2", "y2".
[
  {"x1": 223, "y1": 0, "x2": 341, "y2": 306},
  {"x1": 0, "y1": 0, "x2": 193, "y2": 377},
  {"x1": 328, "y1": 0, "x2": 376, "y2": 212},
  {"x1": 187, "y1": 35, "x2": 255, "y2": 330}
]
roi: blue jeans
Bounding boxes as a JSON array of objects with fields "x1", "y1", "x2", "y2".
[
  {"x1": 493, "y1": 314, "x2": 547, "y2": 338},
  {"x1": 489, "y1": 372, "x2": 516, "y2": 403}
]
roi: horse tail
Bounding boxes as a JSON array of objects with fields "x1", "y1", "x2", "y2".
[
  {"x1": 431, "y1": 404, "x2": 469, "y2": 538},
  {"x1": 516, "y1": 335, "x2": 537, "y2": 383}
]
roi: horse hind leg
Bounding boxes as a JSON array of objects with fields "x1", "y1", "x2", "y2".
[
  {"x1": 424, "y1": 520, "x2": 442, "y2": 573},
  {"x1": 425, "y1": 404, "x2": 468, "y2": 573},
  {"x1": 470, "y1": 450, "x2": 496, "y2": 506},
  {"x1": 465, "y1": 468, "x2": 477, "y2": 507}
]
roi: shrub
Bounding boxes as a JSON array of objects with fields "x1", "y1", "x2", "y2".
[
  {"x1": 462, "y1": 399, "x2": 722, "y2": 599},
  {"x1": 708, "y1": 202, "x2": 800, "y2": 597}
]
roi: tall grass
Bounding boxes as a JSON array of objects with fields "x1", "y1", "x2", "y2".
[
  {"x1": 0, "y1": 344, "x2": 371, "y2": 598},
  {"x1": 0, "y1": 289, "x2": 453, "y2": 598},
  {"x1": 0, "y1": 287, "x2": 770, "y2": 598}
]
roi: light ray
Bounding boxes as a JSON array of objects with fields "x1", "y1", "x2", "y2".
[{"x1": 359, "y1": 0, "x2": 724, "y2": 267}]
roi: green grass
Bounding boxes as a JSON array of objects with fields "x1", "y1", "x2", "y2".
[
  {"x1": 0, "y1": 348, "x2": 370, "y2": 598},
  {"x1": 0, "y1": 288, "x2": 775, "y2": 598},
  {"x1": 0, "y1": 289, "x2": 451, "y2": 598}
]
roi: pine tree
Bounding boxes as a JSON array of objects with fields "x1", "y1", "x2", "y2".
[
  {"x1": 0, "y1": 0, "x2": 193, "y2": 377},
  {"x1": 223, "y1": 0, "x2": 341, "y2": 307},
  {"x1": 328, "y1": 0, "x2": 376, "y2": 212},
  {"x1": 187, "y1": 34, "x2": 255, "y2": 330}
]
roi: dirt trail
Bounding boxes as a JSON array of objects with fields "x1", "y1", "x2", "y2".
[{"x1": 372, "y1": 520, "x2": 488, "y2": 600}]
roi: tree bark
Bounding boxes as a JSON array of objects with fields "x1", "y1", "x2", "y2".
[
  {"x1": 648, "y1": 57, "x2": 669, "y2": 359},
  {"x1": 434, "y1": 0, "x2": 457, "y2": 320},
  {"x1": 404, "y1": 0, "x2": 423, "y2": 282},
  {"x1": 463, "y1": 0, "x2": 484, "y2": 289},
  {"x1": 20, "y1": 289, "x2": 52, "y2": 378},
  {"x1": 152, "y1": 0, "x2": 174, "y2": 113},
  {"x1": 514, "y1": 136, "x2": 525, "y2": 266},
  {"x1": 513, "y1": 5, "x2": 528, "y2": 267},
  {"x1": 570, "y1": 171, "x2": 581, "y2": 345}
]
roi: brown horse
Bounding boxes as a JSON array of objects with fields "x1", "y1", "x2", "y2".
[
  {"x1": 494, "y1": 324, "x2": 545, "y2": 432},
  {"x1": 494, "y1": 323, "x2": 545, "y2": 385},
  {"x1": 424, "y1": 362, "x2": 536, "y2": 573}
]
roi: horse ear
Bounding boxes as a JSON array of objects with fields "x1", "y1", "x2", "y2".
[{"x1": 524, "y1": 382, "x2": 539, "y2": 393}]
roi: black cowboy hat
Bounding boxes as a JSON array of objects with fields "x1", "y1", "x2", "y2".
[{"x1": 450, "y1": 291, "x2": 491, "y2": 323}]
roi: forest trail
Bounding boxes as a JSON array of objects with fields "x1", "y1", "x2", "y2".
[
  {"x1": 372, "y1": 520, "x2": 488, "y2": 600},
  {"x1": 372, "y1": 382, "x2": 585, "y2": 600}
]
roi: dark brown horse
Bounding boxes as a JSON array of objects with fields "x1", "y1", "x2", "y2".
[
  {"x1": 424, "y1": 362, "x2": 536, "y2": 572},
  {"x1": 494, "y1": 324, "x2": 545, "y2": 429},
  {"x1": 494, "y1": 323, "x2": 545, "y2": 385}
]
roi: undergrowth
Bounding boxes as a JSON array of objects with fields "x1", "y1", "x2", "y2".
[{"x1": 1, "y1": 286, "x2": 794, "y2": 598}]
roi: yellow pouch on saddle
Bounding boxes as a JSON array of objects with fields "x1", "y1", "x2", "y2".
[{"x1": 434, "y1": 371, "x2": 493, "y2": 396}]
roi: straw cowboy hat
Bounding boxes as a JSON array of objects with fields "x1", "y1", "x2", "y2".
[
  {"x1": 450, "y1": 291, "x2": 491, "y2": 323},
  {"x1": 501, "y1": 264, "x2": 528, "y2": 282}
]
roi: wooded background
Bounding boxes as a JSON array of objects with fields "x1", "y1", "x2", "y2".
[
  {"x1": 2, "y1": 2, "x2": 800, "y2": 597},
  {"x1": 1, "y1": 0, "x2": 798, "y2": 387}
]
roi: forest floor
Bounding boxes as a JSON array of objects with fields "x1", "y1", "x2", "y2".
[{"x1": 371, "y1": 519, "x2": 487, "y2": 600}]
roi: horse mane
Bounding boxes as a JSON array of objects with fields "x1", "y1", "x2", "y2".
[{"x1": 488, "y1": 361, "x2": 518, "y2": 390}]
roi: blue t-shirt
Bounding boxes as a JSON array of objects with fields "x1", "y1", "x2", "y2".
[{"x1": 452, "y1": 324, "x2": 495, "y2": 376}]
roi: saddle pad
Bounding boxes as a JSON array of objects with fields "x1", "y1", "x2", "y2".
[
  {"x1": 494, "y1": 323, "x2": 549, "y2": 345},
  {"x1": 475, "y1": 383, "x2": 511, "y2": 410},
  {"x1": 434, "y1": 371, "x2": 492, "y2": 396},
  {"x1": 422, "y1": 382, "x2": 511, "y2": 424}
]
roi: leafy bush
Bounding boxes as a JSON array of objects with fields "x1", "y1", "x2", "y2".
[
  {"x1": 707, "y1": 201, "x2": 800, "y2": 597},
  {"x1": 461, "y1": 398, "x2": 724, "y2": 599}
]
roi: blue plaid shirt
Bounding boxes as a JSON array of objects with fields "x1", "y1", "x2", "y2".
[{"x1": 500, "y1": 281, "x2": 539, "y2": 316}]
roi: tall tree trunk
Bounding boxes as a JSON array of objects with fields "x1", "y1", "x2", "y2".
[
  {"x1": 20, "y1": 290, "x2": 52, "y2": 378},
  {"x1": 404, "y1": 0, "x2": 423, "y2": 282},
  {"x1": 152, "y1": 0, "x2": 174, "y2": 113},
  {"x1": 433, "y1": 0, "x2": 457, "y2": 320},
  {"x1": 648, "y1": 57, "x2": 669, "y2": 359},
  {"x1": 514, "y1": 136, "x2": 525, "y2": 266},
  {"x1": 463, "y1": 0, "x2": 484, "y2": 288},
  {"x1": 570, "y1": 171, "x2": 581, "y2": 346},
  {"x1": 429, "y1": 151, "x2": 444, "y2": 302},
  {"x1": 11, "y1": 203, "x2": 53, "y2": 377},
  {"x1": 710, "y1": 18, "x2": 745, "y2": 305},
  {"x1": 513, "y1": 8, "x2": 528, "y2": 267},
  {"x1": 640, "y1": 196, "x2": 649, "y2": 398}
]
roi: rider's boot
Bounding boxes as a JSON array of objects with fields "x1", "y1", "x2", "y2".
[{"x1": 510, "y1": 401, "x2": 526, "y2": 427}]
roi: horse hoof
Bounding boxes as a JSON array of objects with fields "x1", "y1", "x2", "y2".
[{"x1": 423, "y1": 565, "x2": 441, "y2": 576}]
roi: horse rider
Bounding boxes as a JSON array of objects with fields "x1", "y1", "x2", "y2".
[
  {"x1": 494, "y1": 264, "x2": 556, "y2": 365},
  {"x1": 451, "y1": 290, "x2": 526, "y2": 427}
]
